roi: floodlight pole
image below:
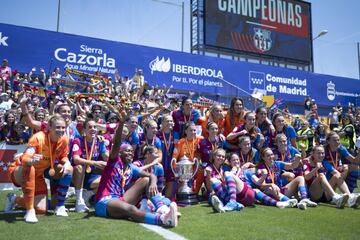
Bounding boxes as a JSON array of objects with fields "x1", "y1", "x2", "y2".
[
  {"x1": 57, "y1": 0, "x2": 61, "y2": 32},
  {"x1": 357, "y1": 42, "x2": 360, "y2": 80},
  {"x1": 181, "y1": 1, "x2": 184, "y2": 52}
]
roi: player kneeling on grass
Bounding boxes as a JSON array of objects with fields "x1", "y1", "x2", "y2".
[
  {"x1": 303, "y1": 145, "x2": 349, "y2": 208},
  {"x1": 5, "y1": 115, "x2": 73, "y2": 223},
  {"x1": 255, "y1": 148, "x2": 317, "y2": 210},
  {"x1": 94, "y1": 112, "x2": 178, "y2": 227}
]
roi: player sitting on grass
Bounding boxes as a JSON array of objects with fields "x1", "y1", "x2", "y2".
[
  {"x1": 322, "y1": 132, "x2": 360, "y2": 207},
  {"x1": 303, "y1": 145, "x2": 349, "y2": 208},
  {"x1": 94, "y1": 108, "x2": 178, "y2": 227},
  {"x1": 207, "y1": 150, "x2": 297, "y2": 213},
  {"x1": 255, "y1": 147, "x2": 317, "y2": 210}
]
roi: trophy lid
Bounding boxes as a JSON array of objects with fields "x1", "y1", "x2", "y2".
[{"x1": 178, "y1": 154, "x2": 194, "y2": 165}]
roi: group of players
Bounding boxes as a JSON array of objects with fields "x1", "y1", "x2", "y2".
[{"x1": 3, "y1": 88, "x2": 360, "y2": 228}]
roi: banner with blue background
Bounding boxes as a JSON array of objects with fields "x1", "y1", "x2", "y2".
[{"x1": 0, "y1": 23, "x2": 359, "y2": 107}]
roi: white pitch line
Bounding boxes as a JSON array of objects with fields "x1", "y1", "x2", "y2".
[{"x1": 140, "y1": 223, "x2": 188, "y2": 240}]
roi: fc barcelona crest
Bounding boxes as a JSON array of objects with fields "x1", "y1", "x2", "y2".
[{"x1": 253, "y1": 28, "x2": 272, "y2": 52}]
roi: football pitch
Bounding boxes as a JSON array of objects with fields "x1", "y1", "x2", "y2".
[{"x1": 0, "y1": 190, "x2": 359, "y2": 240}]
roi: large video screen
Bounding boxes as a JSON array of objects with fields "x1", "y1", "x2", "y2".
[{"x1": 204, "y1": 0, "x2": 312, "y2": 62}]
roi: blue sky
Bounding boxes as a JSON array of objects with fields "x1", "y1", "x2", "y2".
[{"x1": 0, "y1": 0, "x2": 359, "y2": 79}]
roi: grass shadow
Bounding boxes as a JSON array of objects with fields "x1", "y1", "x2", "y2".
[{"x1": 0, "y1": 211, "x2": 26, "y2": 223}]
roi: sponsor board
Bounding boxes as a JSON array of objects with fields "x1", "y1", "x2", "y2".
[{"x1": 0, "y1": 23, "x2": 359, "y2": 106}]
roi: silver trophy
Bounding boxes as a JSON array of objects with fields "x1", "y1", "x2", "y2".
[{"x1": 171, "y1": 155, "x2": 199, "y2": 205}]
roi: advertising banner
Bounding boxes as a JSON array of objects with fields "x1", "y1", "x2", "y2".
[
  {"x1": 204, "y1": 0, "x2": 312, "y2": 62},
  {"x1": 0, "y1": 143, "x2": 26, "y2": 189},
  {"x1": 0, "y1": 23, "x2": 359, "y2": 107}
]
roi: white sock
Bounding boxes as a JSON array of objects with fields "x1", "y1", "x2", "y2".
[{"x1": 75, "y1": 189, "x2": 83, "y2": 202}]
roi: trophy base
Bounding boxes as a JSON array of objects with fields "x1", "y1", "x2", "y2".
[{"x1": 176, "y1": 192, "x2": 199, "y2": 207}]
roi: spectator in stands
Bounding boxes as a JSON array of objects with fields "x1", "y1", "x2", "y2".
[
  {"x1": 0, "y1": 92, "x2": 14, "y2": 111},
  {"x1": 91, "y1": 104, "x2": 105, "y2": 124},
  {"x1": 304, "y1": 96, "x2": 312, "y2": 117},
  {"x1": 292, "y1": 115, "x2": 302, "y2": 132},
  {"x1": 0, "y1": 111, "x2": 16, "y2": 142},
  {"x1": 354, "y1": 112, "x2": 360, "y2": 137},
  {"x1": 297, "y1": 121, "x2": 314, "y2": 155},
  {"x1": 6, "y1": 122, "x2": 30, "y2": 145},
  {"x1": 308, "y1": 112, "x2": 319, "y2": 130},
  {"x1": 1, "y1": 59, "x2": 12, "y2": 92},
  {"x1": 339, "y1": 114, "x2": 356, "y2": 154},
  {"x1": 328, "y1": 107, "x2": 341, "y2": 130},
  {"x1": 310, "y1": 99, "x2": 318, "y2": 119}
]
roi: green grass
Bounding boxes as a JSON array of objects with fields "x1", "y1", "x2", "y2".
[{"x1": 0, "y1": 190, "x2": 359, "y2": 240}]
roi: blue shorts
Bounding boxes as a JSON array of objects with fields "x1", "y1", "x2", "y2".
[
  {"x1": 84, "y1": 173, "x2": 101, "y2": 190},
  {"x1": 95, "y1": 196, "x2": 122, "y2": 218}
]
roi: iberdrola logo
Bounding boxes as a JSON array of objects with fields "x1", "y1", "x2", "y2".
[{"x1": 149, "y1": 57, "x2": 171, "y2": 74}]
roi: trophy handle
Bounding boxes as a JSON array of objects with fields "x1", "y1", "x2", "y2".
[
  {"x1": 170, "y1": 158, "x2": 178, "y2": 177},
  {"x1": 191, "y1": 158, "x2": 199, "y2": 179}
]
